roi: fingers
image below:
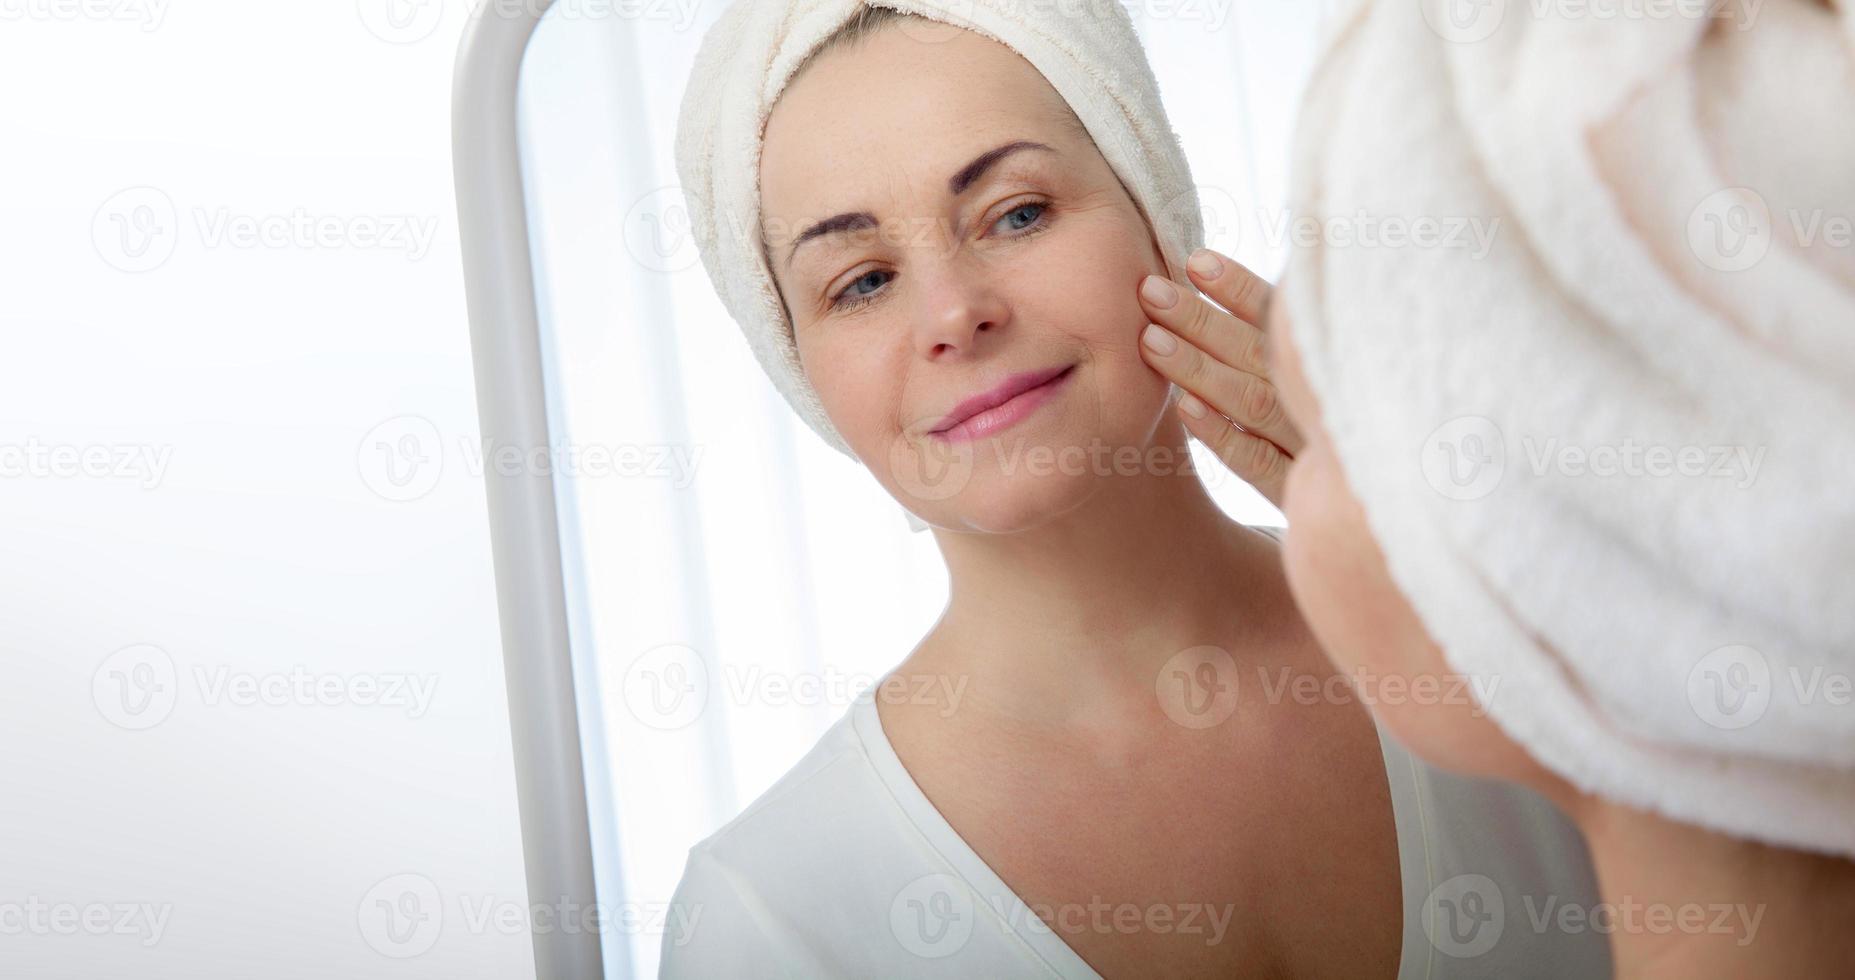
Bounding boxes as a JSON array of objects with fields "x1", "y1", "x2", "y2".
[
  {"x1": 1177, "y1": 392, "x2": 1291, "y2": 508},
  {"x1": 1183, "y1": 247, "x2": 1271, "y2": 327},
  {"x1": 1141, "y1": 319, "x2": 1305, "y2": 457},
  {"x1": 1138, "y1": 267, "x2": 1265, "y2": 377},
  {"x1": 1138, "y1": 247, "x2": 1307, "y2": 457}
]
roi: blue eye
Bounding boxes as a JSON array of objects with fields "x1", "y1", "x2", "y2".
[
  {"x1": 828, "y1": 200, "x2": 1053, "y2": 312},
  {"x1": 831, "y1": 269, "x2": 892, "y2": 310},
  {"x1": 997, "y1": 201, "x2": 1048, "y2": 234}
]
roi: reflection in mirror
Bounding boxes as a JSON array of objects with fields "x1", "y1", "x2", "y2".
[{"x1": 519, "y1": 4, "x2": 1322, "y2": 977}]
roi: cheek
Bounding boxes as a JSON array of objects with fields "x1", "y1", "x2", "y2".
[
  {"x1": 795, "y1": 325, "x2": 900, "y2": 448},
  {"x1": 1026, "y1": 211, "x2": 1160, "y2": 354},
  {"x1": 1281, "y1": 449, "x2": 1456, "y2": 736},
  {"x1": 1008, "y1": 210, "x2": 1172, "y2": 424},
  {"x1": 1281, "y1": 446, "x2": 1398, "y2": 678}
]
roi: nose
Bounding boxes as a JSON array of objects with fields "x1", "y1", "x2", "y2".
[{"x1": 910, "y1": 259, "x2": 1010, "y2": 360}]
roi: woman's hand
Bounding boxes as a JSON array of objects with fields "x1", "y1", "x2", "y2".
[{"x1": 1137, "y1": 247, "x2": 1303, "y2": 507}]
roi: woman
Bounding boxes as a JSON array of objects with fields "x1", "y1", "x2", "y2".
[
  {"x1": 1185, "y1": 0, "x2": 1855, "y2": 977},
  {"x1": 663, "y1": 2, "x2": 1608, "y2": 976}
]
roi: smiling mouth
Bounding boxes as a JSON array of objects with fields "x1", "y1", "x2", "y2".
[{"x1": 929, "y1": 364, "x2": 1077, "y2": 443}]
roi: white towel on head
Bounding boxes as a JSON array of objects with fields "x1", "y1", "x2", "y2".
[
  {"x1": 1284, "y1": 0, "x2": 1855, "y2": 857},
  {"x1": 674, "y1": 0, "x2": 1203, "y2": 458}
]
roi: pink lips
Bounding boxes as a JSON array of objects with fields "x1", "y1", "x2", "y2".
[{"x1": 928, "y1": 364, "x2": 1076, "y2": 443}]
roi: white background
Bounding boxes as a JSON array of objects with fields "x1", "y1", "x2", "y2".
[{"x1": 2, "y1": 2, "x2": 535, "y2": 977}]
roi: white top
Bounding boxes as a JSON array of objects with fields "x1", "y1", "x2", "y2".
[{"x1": 659, "y1": 695, "x2": 1612, "y2": 978}]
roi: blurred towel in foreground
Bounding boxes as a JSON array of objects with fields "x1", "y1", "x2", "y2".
[{"x1": 1283, "y1": 0, "x2": 1855, "y2": 857}]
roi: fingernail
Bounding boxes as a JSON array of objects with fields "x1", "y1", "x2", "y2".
[
  {"x1": 1141, "y1": 275, "x2": 1178, "y2": 309},
  {"x1": 1187, "y1": 249, "x2": 1223, "y2": 278},
  {"x1": 1179, "y1": 393, "x2": 1208, "y2": 418},
  {"x1": 1142, "y1": 323, "x2": 1177, "y2": 355}
]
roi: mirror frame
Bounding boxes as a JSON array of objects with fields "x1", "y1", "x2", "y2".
[{"x1": 453, "y1": 2, "x2": 604, "y2": 977}]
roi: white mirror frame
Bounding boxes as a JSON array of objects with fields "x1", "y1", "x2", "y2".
[{"x1": 452, "y1": 2, "x2": 604, "y2": 977}]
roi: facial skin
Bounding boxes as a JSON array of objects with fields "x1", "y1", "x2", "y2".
[
  {"x1": 1263, "y1": 287, "x2": 1568, "y2": 789},
  {"x1": 759, "y1": 23, "x2": 1179, "y2": 534}
]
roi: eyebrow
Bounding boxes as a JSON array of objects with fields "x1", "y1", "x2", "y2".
[{"x1": 781, "y1": 139, "x2": 1056, "y2": 271}]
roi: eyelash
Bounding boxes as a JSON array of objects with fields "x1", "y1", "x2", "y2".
[{"x1": 828, "y1": 198, "x2": 1056, "y2": 311}]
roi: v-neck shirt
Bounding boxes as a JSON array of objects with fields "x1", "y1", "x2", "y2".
[{"x1": 660, "y1": 691, "x2": 1612, "y2": 978}]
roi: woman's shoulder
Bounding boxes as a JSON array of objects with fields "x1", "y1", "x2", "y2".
[
  {"x1": 662, "y1": 701, "x2": 898, "y2": 973},
  {"x1": 1384, "y1": 739, "x2": 1614, "y2": 976},
  {"x1": 1388, "y1": 733, "x2": 1598, "y2": 886},
  {"x1": 661, "y1": 695, "x2": 1041, "y2": 976},
  {"x1": 686, "y1": 702, "x2": 881, "y2": 863}
]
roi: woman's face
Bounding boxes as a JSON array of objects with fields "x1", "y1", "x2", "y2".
[
  {"x1": 1266, "y1": 293, "x2": 1565, "y2": 787},
  {"x1": 759, "y1": 22, "x2": 1175, "y2": 533}
]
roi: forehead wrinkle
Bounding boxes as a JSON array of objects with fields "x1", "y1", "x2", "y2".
[{"x1": 776, "y1": 138, "x2": 1060, "y2": 272}]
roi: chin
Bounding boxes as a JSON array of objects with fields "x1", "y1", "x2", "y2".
[
  {"x1": 943, "y1": 463, "x2": 1096, "y2": 533},
  {"x1": 906, "y1": 425, "x2": 1108, "y2": 533}
]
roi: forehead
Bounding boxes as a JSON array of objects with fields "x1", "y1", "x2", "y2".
[{"x1": 758, "y1": 25, "x2": 1079, "y2": 232}]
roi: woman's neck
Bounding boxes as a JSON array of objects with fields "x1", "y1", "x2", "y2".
[
  {"x1": 913, "y1": 426, "x2": 1301, "y2": 727},
  {"x1": 1565, "y1": 795, "x2": 1855, "y2": 978}
]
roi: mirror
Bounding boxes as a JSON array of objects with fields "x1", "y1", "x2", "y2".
[{"x1": 504, "y1": 3, "x2": 1336, "y2": 976}]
